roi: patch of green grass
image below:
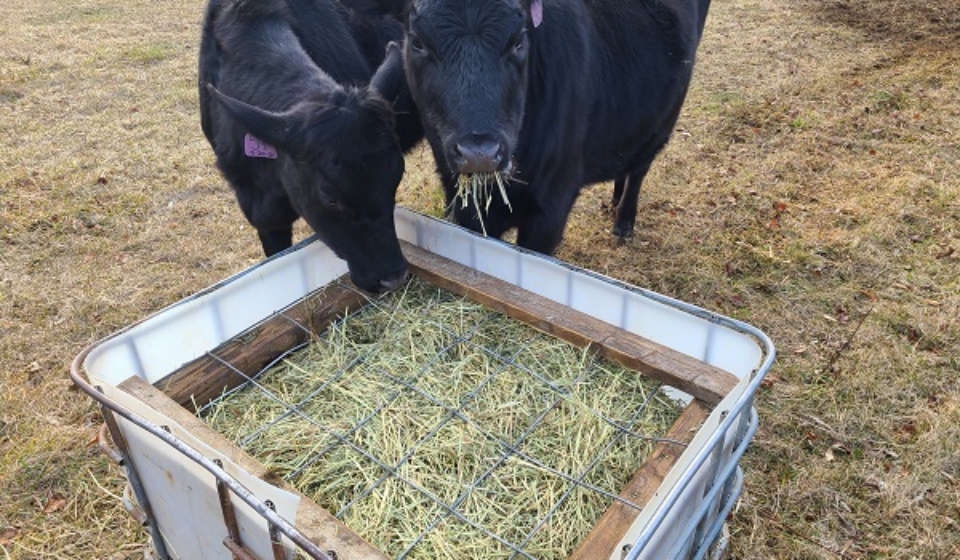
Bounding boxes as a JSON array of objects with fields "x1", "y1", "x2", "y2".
[
  {"x1": 28, "y1": 4, "x2": 119, "y2": 25},
  {"x1": 123, "y1": 44, "x2": 173, "y2": 65},
  {"x1": 789, "y1": 116, "x2": 810, "y2": 130},
  {"x1": 703, "y1": 89, "x2": 746, "y2": 112},
  {"x1": 871, "y1": 88, "x2": 912, "y2": 112}
]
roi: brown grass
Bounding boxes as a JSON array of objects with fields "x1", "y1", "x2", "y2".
[{"x1": 1, "y1": 0, "x2": 957, "y2": 558}]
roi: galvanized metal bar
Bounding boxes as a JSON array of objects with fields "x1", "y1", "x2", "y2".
[
  {"x1": 99, "y1": 424, "x2": 151, "y2": 527},
  {"x1": 690, "y1": 469, "x2": 744, "y2": 560},
  {"x1": 264, "y1": 501, "x2": 287, "y2": 560},
  {"x1": 97, "y1": 423, "x2": 124, "y2": 465},
  {"x1": 121, "y1": 483, "x2": 148, "y2": 526},
  {"x1": 645, "y1": 409, "x2": 758, "y2": 560},
  {"x1": 625, "y1": 331, "x2": 775, "y2": 557},
  {"x1": 214, "y1": 459, "x2": 244, "y2": 560},
  {"x1": 689, "y1": 425, "x2": 729, "y2": 553},
  {"x1": 222, "y1": 537, "x2": 261, "y2": 560}
]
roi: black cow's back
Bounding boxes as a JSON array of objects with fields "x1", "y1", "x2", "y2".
[
  {"x1": 512, "y1": 0, "x2": 592, "y2": 186},
  {"x1": 197, "y1": 0, "x2": 421, "y2": 292},
  {"x1": 581, "y1": 0, "x2": 704, "y2": 183}
]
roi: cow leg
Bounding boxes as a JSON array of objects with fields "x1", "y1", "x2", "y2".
[
  {"x1": 516, "y1": 209, "x2": 568, "y2": 255},
  {"x1": 611, "y1": 175, "x2": 626, "y2": 212},
  {"x1": 257, "y1": 228, "x2": 295, "y2": 257},
  {"x1": 613, "y1": 153, "x2": 659, "y2": 239},
  {"x1": 515, "y1": 185, "x2": 580, "y2": 256},
  {"x1": 232, "y1": 182, "x2": 298, "y2": 257},
  {"x1": 612, "y1": 171, "x2": 643, "y2": 238}
]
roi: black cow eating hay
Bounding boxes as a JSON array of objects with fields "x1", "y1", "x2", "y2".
[
  {"x1": 402, "y1": 0, "x2": 711, "y2": 254},
  {"x1": 199, "y1": 0, "x2": 421, "y2": 292}
]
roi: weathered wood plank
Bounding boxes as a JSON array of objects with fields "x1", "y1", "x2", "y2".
[
  {"x1": 155, "y1": 280, "x2": 370, "y2": 411},
  {"x1": 403, "y1": 243, "x2": 739, "y2": 405},
  {"x1": 568, "y1": 399, "x2": 713, "y2": 560},
  {"x1": 160, "y1": 245, "x2": 736, "y2": 410}
]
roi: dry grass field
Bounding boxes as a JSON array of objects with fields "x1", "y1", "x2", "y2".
[{"x1": 1, "y1": 0, "x2": 957, "y2": 558}]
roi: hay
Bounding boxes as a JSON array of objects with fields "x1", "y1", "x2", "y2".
[
  {"x1": 200, "y1": 278, "x2": 683, "y2": 559},
  {"x1": 453, "y1": 172, "x2": 513, "y2": 236}
]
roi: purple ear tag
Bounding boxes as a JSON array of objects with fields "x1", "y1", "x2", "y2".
[
  {"x1": 244, "y1": 133, "x2": 278, "y2": 159},
  {"x1": 530, "y1": 0, "x2": 543, "y2": 28}
]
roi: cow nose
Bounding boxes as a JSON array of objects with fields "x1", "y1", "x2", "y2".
[
  {"x1": 378, "y1": 269, "x2": 408, "y2": 292},
  {"x1": 454, "y1": 138, "x2": 504, "y2": 174}
]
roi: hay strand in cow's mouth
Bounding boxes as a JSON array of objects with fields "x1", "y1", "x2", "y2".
[{"x1": 453, "y1": 172, "x2": 513, "y2": 236}]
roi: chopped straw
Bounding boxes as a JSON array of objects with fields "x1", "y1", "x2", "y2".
[
  {"x1": 200, "y1": 278, "x2": 683, "y2": 559},
  {"x1": 453, "y1": 172, "x2": 513, "y2": 236}
]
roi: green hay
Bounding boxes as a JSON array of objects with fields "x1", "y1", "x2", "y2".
[{"x1": 201, "y1": 278, "x2": 683, "y2": 559}]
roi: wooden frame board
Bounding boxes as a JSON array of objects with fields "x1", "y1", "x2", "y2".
[{"x1": 157, "y1": 243, "x2": 737, "y2": 410}]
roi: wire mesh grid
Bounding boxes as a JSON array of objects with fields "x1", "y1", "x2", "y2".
[{"x1": 194, "y1": 276, "x2": 688, "y2": 559}]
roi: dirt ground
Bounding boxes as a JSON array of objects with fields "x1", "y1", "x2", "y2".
[{"x1": 1, "y1": 0, "x2": 957, "y2": 558}]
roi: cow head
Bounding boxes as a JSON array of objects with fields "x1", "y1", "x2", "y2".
[
  {"x1": 206, "y1": 46, "x2": 409, "y2": 293},
  {"x1": 403, "y1": 0, "x2": 535, "y2": 179}
]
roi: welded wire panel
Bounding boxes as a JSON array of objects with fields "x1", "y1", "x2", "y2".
[{"x1": 197, "y1": 277, "x2": 684, "y2": 559}]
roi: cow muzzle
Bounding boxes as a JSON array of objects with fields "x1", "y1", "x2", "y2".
[
  {"x1": 378, "y1": 268, "x2": 408, "y2": 292},
  {"x1": 452, "y1": 135, "x2": 507, "y2": 175}
]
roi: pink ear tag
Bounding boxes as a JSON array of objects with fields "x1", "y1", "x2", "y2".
[
  {"x1": 530, "y1": 0, "x2": 543, "y2": 28},
  {"x1": 244, "y1": 133, "x2": 278, "y2": 159}
]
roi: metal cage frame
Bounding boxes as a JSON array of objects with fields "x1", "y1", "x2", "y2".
[{"x1": 71, "y1": 208, "x2": 775, "y2": 560}]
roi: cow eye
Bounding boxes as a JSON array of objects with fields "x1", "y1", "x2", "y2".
[
  {"x1": 514, "y1": 33, "x2": 526, "y2": 52},
  {"x1": 508, "y1": 31, "x2": 527, "y2": 57},
  {"x1": 408, "y1": 33, "x2": 426, "y2": 54},
  {"x1": 318, "y1": 193, "x2": 345, "y2": 212}
]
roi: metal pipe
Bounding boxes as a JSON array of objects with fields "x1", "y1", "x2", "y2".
[
  {"x1": 121, "y1": 483, "x2": 148, "y2": 527},
  {"x1": 97, "y1": 423, "x2": 124, "y2": 465},
  {"x1": 223, "y1": 537, "x2": 261, "y2": 560},
  {"x1": 265, "y1": 501, "x2": 288, "y2": 560},
  {"x1": 216, "y1": 459, "x2": 244, "y2": 560},
  {"x1": 625, "y1": 337, "x2": 775, "y2": 555},
  {"x1": 636, "y1": 409, "x2": 758, "y2": 559}
]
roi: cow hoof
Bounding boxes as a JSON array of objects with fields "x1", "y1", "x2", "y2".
[{"x1": 612, "y1": 223, "x2": 634, "y2": 239}]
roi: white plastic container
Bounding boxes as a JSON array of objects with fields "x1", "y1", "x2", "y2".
[{"x1": 72, "y1": 208, "x2": 774, "y2": 560}]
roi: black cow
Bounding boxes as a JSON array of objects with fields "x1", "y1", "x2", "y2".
[
  {"x1": 402, "y1": 0, "x2": 711, "y2": 254},
  {"x1": 198, "y1": 0, "x2": 421, "y2": 292}
]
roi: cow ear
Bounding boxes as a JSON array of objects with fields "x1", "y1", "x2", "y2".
[
  {"x1": 522, "y1": 0, "x2": 543, "y2": 28},
  {"x1": 369, "y1": 42, "x2": 404, "y2": 103},
  {"x1": 205, "y1": 83, "x2": 294, "y2": 152}
]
